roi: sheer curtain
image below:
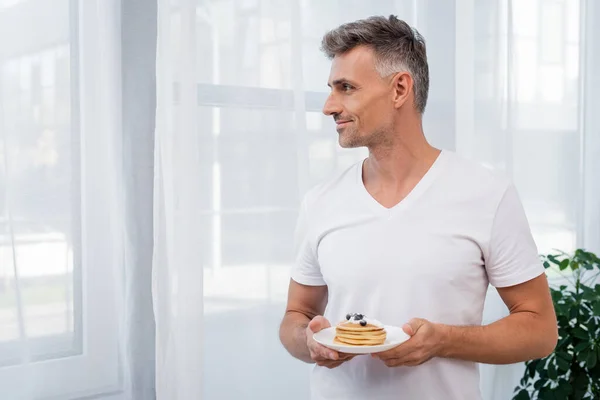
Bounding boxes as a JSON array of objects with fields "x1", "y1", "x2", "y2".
[
  {"x1": 0, "y1": 0, "x2": 155, "y2": 399},
  {"x1": 466, "y1": 1, "x2": 600, "y2": 399},
  {"x1": 153, "y1": 0, "x2": 456, "y2": 398},
  {"x1": 2, "y1": 0, "x2": 599, "y2": 398},
  {"x1": 153, "y1": 0, "x2": 600, "y2": 399}
]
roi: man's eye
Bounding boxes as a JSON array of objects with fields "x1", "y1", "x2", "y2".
[{"x1": 342, "y1": 83, "x2": 353, "y2": 91}]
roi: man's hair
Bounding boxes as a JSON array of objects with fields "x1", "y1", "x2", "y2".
[{"x1": 321, "y1": 15, "x2": 429, "y2": 114}]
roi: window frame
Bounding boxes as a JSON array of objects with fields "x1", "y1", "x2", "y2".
[{"x1": 0, "y1": 0, "x2": 125, "y2": 398}]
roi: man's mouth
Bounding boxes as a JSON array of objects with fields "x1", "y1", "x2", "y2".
[{"x1": 335, "y1": 120, "x2": 352, "y2": 127}]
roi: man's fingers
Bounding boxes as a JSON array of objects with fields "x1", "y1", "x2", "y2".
[
  {"x1": 311, "y1": 347, "x2": 355, "y2": 366},
  {"x1": 376, "y1": 341, "x2": 416, "y2": 361},
  {"x1": 308, "y1": 316, "x2": 331, "y2": 333},
  {"x1": 318, "y1": 346, "x2": 338, "y2": 360},
  {"x1": 309, "y1": 343, "x2": 339, "y2": 361},
  {"x1": 375, "y1": 318, "x2": 434, "y2": 368},
  {"x1": 403, "y1": 318, "x2": 426, "y2": 336},
  {"x1": 316, "y1": 360, "x2": 345, "y2": 369},
  {"x1": 325, "y1": 361, "x2": 344, "y2": 369},
  {"x1": 319, "y1": 348, "x2": 356, "y2": 361},
  {"x1": 323, "y1": 350, "x2": 338, "y2": 361},
  {"x1": 379, "y1": 354, "x2": 426, "y2": 367},
  {"x1": 383, "y1": 358, "x2": 400, "y2": 367},
  {"x1": 382, "y1": 357, "x2": 411, "y2": 367}
]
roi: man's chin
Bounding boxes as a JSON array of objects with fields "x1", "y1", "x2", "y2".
[
  {"x1": 338, "y1": 137, "x2": 363, "y2": 149},
  {"x1": 337, "y1": 129, "x2": 365, "y2": 148}
]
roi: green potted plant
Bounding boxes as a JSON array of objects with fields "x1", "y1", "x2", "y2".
[{"x1": 513, "y1": 249, "x2": 600, "y2": 399}]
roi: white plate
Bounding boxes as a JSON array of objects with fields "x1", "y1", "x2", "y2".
[{"x1": 313, "y1": 325, "x2": 410, "y2": 355}]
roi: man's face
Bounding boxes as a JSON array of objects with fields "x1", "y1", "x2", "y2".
[{"x1": 323, "y1": 46, "x2": 396, "y2": 148}]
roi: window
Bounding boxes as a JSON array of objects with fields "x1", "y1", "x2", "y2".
[
  {"x1": 0, "y1": 1, "x2": 123, "y2": 398},
  {"x1": 473, "y1": 0, "x2": 583, "y2": 258},
  {"x1": 185, "y1": 0, "x2": 453, "y2": 397},
  {"x1": 0, "y1": 43, "x2": 81, "y2": 367}
]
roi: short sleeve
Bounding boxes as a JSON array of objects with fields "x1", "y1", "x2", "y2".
[
  {"x1": 485, "y1": 184, "x2": 545, "y2": 288},
  {"x1": 290, "y1": 196, "x2": 326, "y2": 286}
]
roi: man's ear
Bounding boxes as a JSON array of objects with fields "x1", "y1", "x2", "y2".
[{"x1": 391, "y1": 71, "x2": 413, "y2": 109}]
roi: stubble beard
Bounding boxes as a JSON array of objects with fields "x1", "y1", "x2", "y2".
[{"x1": 338, "y1": 125, "x2": 391, "y2": 150}]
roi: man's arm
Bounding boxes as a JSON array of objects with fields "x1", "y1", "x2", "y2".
[
  {"x1": 375, "y1": 274, "x2": 558, "y2": 366},
  {"x1": 279, "y1": 280, "x2": 327, "y2": 362},
  {"x1": 279, "y1": 280, "x2": 353, "y2": 367},
  {"x1": 439, "y1": 274, "x2": 558, "y2": 363}
]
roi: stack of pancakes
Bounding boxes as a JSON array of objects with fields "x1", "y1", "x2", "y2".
[{"x1": 334, "y1": 322, "x2": 387, "y2": 346}]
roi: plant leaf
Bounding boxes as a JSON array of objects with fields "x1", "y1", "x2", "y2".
[
  {"x1": 538, "y1": 386, "x2": 553, "y2": 399},
  {"x1": 588, "y1": 318, "x2": 599, "y2": 336},
  {"x1": 594, "y1": 301, "x2": 600, "y2": 316},
  {"x1": 553, "y1": 380, "x2": 573, "y2": 399},
  {"x1": 571, "y1": 261, "x2": 580, "y2": 270},
  {"x1": 552, "y1": 291, "x2": 563, "y2": 303},
  {"x1": 558, "y1": 380, "x2": 573, "y2": 395},
  {"x1": 548, "y1": 362, "x2": 558, "y2": 380},
  {"x1": 557, "y1": 350, "x2": 572, "y2": 361},
  {"x1": 527, "y1": 360, "x2": 539, "y2": 379},
  {"x1": 534, "y1": 378, "x2": 545, "y2": 390},
  {"x1": 575, "y1": 342, "x2": 591, "y2": 352},
  {"x1": 557, "y1": 357, "x2": 570, "y2": 373},
  {"x1": 548, "y1": 255, "x2": 560, "y2": 265},
  {"x1": 560, "y1": 259, "x2": 570, "y2": 270},
  {"x1": 536, "y1": 359, "x2": 547, "y2": 373},
  {"x1": 582, "y1": 286, "x2": 598, "y2": 301},
  {"x1": 570, "y1": 306, "x2": 579, "y2": 320},
  {"x1": 514, "y1": 389, "x2": 530, "y2": 400},
  {"x1": 578, "y1": 348, "x2": 591, "y2": 364},
  {"x1": 591, "y1": 351, "x2": 600, "y2": 379},
  {"x1": 572, "y1": 373, "x2": 589, "y2": 399},
  {"x1": 587, "y1": 348, "x2": 597, "y2": 369},
  {"x1": 520, "y1": 376, "x2": 527, "y2": 386},
  {"x1": 557, "y1": 328, "x2": 570, "y2": 342},
  {"x1": 573, "y1": 327, "x2": 589, "y2": 340}
]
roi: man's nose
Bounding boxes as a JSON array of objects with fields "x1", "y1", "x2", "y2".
[{"x1": 322, "y1": 93, "x2": 342, "y2": 116}]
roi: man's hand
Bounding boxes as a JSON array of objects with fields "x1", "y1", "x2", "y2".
[
  {"x1": 307, "y1": 316, "x2": 354, "y2": 369},
  {"x1": 373, "y1": 318, "x2": 446, "y2": 367}
]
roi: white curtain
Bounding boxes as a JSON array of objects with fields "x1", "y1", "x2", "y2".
[
  {"x1": 2, "y1": 0, "x2": 598, "y2": 399},
  {"x1": 153, "y1": 0, "x2": 204, "y2": 397},
  {"x1": 467, "y1": 1, "x2": 600, "y2": 399},
  {"x1": 153, "y1": 0, "x2": 454, "y2": 398},
  {"x1": 0, "y1": 0, "x2": 155, "y2": 399},
  {"x1": 154, "y1": 0, "x2": 600, "y2": 399}
]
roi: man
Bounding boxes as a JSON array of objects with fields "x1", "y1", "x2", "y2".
[{"x1": 279, "y1": 15, "x2": 558, "y2": 400}]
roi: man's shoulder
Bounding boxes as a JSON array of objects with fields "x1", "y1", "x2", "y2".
[
  {"x1": 445, "y1": 151, "x2": 512, "y2": 193},
  {"x1": 440, "y1": 151, "x2": 515, "y2": 210}
]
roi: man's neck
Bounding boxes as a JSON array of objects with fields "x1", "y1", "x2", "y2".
[
  {"x1": 361, "y1": 138, "x2": 440, "y2": 209},
  {"x1": 364, "y1": 133, "x2": 440, "y2": 188}
]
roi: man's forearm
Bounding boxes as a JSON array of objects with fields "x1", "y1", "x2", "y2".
[
  {"x1": 438, "y1": 311, "x2": 558, "y2": 364},
  {"x1": 279, "y1": 311, "x2": 314, "y2": 363}
]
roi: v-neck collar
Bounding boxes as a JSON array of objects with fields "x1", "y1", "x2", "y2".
[{"x1": 355, "y1": 150, "x2": 449, "y2": 215}]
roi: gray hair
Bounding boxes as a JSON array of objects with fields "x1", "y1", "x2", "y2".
[{"x1": 321, "y1": 15, "x2": 429, "y2": 114}]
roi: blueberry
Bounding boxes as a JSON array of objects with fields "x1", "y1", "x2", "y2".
[
  {"x1": 355, "y1": 314, "x2": 363, "y2": 320},
  {"x1": 360, "y1": 320, "x2": 367, "y2": 326},
  {"x1": 346, "y1": 313, "x2": 351, "y2": 320}
]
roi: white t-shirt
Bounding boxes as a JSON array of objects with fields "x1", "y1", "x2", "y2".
[{"x1": 291, "y1": 150, "x2": 544, "y2": 400}]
